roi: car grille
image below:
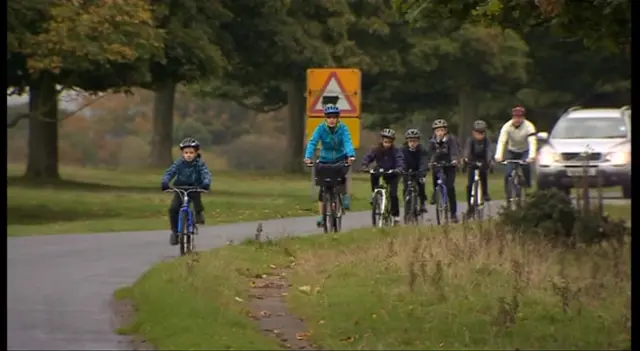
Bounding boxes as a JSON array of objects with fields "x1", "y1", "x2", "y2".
[{"x1": 560, "y1": 152, "x2": 602, "y2": 162}]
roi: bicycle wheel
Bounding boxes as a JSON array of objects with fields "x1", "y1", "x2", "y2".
[
  {"x1": 331, "y1": 192, "x2": 342, "y2": 233},
  {"x1": 435, "y1": 186, "x2": 448, "y2": 225},
  {"x1": 372, "y1": 190, "x2": 384, "y2": 228},
  {"x1": 473, "y1": 181, "x2": 484, "y2": 220},
  {"x1": 404, "y1": 190, "x2": 415, "y2": 225},
  {"x1": 322, "y1": 190, "x2": 332, "y2": 233},
  {"x1": 178, "y1": 211, "x2": 188, "y2": 256}
]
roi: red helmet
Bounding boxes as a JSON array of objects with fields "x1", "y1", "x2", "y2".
[{"x1": 512, "y1": 105, "x2": 526, "y2": 116}]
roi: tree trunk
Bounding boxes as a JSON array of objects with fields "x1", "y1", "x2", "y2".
[
  {"x1": 149, "y1": 82, "x2": 176, "y2": 169},
  {"x1": 284, "y1": 78, "x2": 305, "y2": 173},
  {"x1": 25, "y1": 73, "x2": 60, "y2": 180},
  {"x1": 457, "y1": 89, "x2": 479, "y2": 150}
]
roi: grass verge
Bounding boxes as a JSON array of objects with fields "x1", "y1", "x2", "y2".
[
  {"x1": 8, "y1": 164, "x2": 506, "y2": 236},
  {"x1": 118, "y1": 204, "x2": 630, "y2": 350}
]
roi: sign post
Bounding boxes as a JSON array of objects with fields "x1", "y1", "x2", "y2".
[{"x1": 305, "y1": 68, "x2": 362, "y2": 201}]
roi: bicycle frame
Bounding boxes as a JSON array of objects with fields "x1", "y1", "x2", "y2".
[
  {"x1": 501, "y1": 159, "x2": 528, "y2": 205},
  {"x1": 469, "y1": 162, "x2": 485, "y2": 207},
  {"x1": 403, "y1": 170, "x2": 422, "y2": 224},
  {"x1": 165, "y1": 186, "x2": 207, "y2": 255},
  {"x1": 308, "y1": 161, "x2": 350, "y2": 232},
  {"x1": 369, "y1": 168, "x2": 396, "y2": 227}
]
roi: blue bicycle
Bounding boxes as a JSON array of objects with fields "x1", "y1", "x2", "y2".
[
  {"x1": 164, "y1": 186, "x2": 207, "y2": 256},
  {"x1": 429, "y1": 161, "x2": 455, "y2": 225}
]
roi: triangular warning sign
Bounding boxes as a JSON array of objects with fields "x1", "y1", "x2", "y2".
[{"x1": 309, "y1": 72, "x2": 357, "y2": 114}]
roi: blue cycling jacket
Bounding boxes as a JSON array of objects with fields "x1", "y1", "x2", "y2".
[
  {"x1": 304, "y1": 122, "x2": 356, "y2": 162},
  {"x1": 161, "y1": 155, "x2": 211, "y2": 187}
]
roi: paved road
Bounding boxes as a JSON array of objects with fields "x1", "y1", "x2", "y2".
[{"x1": 7, "y1": 196, "x2": 628, "y2": 350}]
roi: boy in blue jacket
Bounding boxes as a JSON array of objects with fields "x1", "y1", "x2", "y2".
[
  {"x1": 359, "y1": 128, "x2": 405, "y2": 225},
  {"x1": 303, "y1": 104, "x2": 356, "y2": 227},
  {"x1": 161, "y1": 137, "x2": 211, "y2": 246}
]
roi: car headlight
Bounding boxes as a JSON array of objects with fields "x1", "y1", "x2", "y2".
[
  {"x1": 538, "y1": 149, "x2": 560, "y2": 165},
  {"x1": 605, "y1": 151, "x2": 630, "y2": 165}
]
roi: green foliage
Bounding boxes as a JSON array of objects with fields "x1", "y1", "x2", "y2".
[{"x1": 498, "y1": 189, "x2": 630, "y2": 245}]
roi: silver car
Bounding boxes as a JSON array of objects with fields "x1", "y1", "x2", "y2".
[{"x1": 535, "y1": 106, "x2": 631, "y2": 198}]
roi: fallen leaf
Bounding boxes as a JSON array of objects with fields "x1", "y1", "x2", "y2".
[
  {"x1": 250, "y1": 281, "x2": 256, "y2": 287},
  {"x1": 372, "y1": 313, "x2": 377, "y2": 319},
  {"x1": 295, "y1": 332, "x2": 311, "y2": 340},
  {"x1": 318, "y1": 320, "x2": 325, "y2": 324},
  {"x1": 340, "y1": 335, "x2": 356, "y2": 342},
  {"x1": 298, "y1": 285, "x2": 312, "y2": 294},
  {"x1": 314, "y1": 287, "x2": 321, "y2": 294},
  {"x1": 269, "y1": 264, "x2": 277, "y2": 269},
  {"x1": 261, "y1": 274, "x2": 268, "y2": 278},
  {"x1": 234, "y1": 296, "x2": 244, "y2": 302},
  {"x1": 260, "y1": 310, "x2": 271, "y2": 317},
  {"x1": 281, "y1": 292, "x2": 289, "y2": 296},
  {"x1": 276, "y1": 312, "x2": 285, "y2": 316},
  {"x1": 438, "y1": 342, "x2": 445, "y2": 347},
  {"x1": 284, "y1": 343, "x2": 292, "y2": 349}
]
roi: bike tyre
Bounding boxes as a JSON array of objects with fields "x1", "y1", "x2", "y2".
[
  {"x1": 404, "y1": 190, "x2": 416, "y2": 225},
  {"x1": 178, "y1": 211, "x2": 188, "y2": 256},
  {"x1": 435, "y1": 187, "x2": 446, "y2": 225},
  {"x1": 372, "y1": 191, "x2": 383, "y2": 228},
  {"x1": 331, "y1": 192, "x2": 341, "y2": 233},
  {"x1": 322, "y1": 190, "x2": 332, "y2": 233}
]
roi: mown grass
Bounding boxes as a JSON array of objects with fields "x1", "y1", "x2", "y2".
[
  {"x1": 7, "y1": 163, "x2": 505, "y2": 236},
  {"x1": 119, "y1": 204, "x2": 630, "y2": 350}
]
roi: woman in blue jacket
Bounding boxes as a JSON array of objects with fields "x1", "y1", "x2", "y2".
[{"x1": 303, "y1": 104, "x2": 356, "y2": 227}]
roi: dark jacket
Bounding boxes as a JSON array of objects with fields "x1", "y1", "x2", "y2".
[
  {"x1": 464, "y1": 136, "x2": 492, "y2": 164},
  {"x1": 161, "y1": 155, "x2": 212, "y2": 187},
  {"x1": 428, "y1": 134, "x2": 459, "y2": 163},
  {"x1": 400, "y1": 143, "x2": 429, "y2": 173},
  {"x1": 361, "y1": 145, "x2": 405, "y2": 171}
]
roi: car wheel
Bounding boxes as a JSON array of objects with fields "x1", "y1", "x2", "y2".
[{"x1": 622, "y1": 184, "x2": 631, "y2": 199}]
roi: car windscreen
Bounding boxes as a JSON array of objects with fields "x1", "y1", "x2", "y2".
[{"x1": 550, "y1": 117, "x2": 628, "y2": 139}]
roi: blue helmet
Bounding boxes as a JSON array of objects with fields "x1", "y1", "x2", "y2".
[{"x1": 324, "y1": 104, "x2": 340, "y2": 116}]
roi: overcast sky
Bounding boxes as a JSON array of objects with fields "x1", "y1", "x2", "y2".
[{"x1": 7, "y1": 89, "x2": 84, "y2": 109}]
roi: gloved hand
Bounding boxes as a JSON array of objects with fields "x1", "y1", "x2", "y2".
[
  {"x1": 161, "y1": 182, "x2": 170, "y2": 191},
  {"x1": 394, "y1": 168, "x2": 403, "y2": 175},
  {"x1": 201, "y1": 184, "x2": 210, "y2": 191},
  {"x1": 418, "y1": 177, "x2": 425, "y2": 184}
]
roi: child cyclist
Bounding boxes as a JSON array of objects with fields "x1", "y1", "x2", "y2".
[
  {"x1": 462, "y1": 120, "x2": 492, "y2": 219},
  {"x1": 359, "y1": 129, "x2": 405, "y2": 225},
  {"x1": 401, "y1": 128, "x2": 429, "y2": 213},
  {"x1": 427, "y1": 119, "x2": 460, "y2": 223},
  {"x1": 161, "y1": 137, "x2": 211, "y2": 246},
  {"x1": 303, "y1": 104, "x2": 356, "y2": 227}
]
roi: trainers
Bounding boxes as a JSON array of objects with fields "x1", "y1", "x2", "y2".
[
  {"x1": 484, "y1": 194, "x2": 491, "y2": 202},
  {"x1": 393, "y1": 216, "x2": 401, "y2": 226},
  {"x1": 420, "y1": 203, "x2": 428, "y2": 213},
  {"x1": 316, "y1": 216, "x2": 324, "y2": 228},
  {"x1": 342, "y1": 194, "x2": 351, "y2": 210},
  {"x1": 195, "y1": 212, "x2": 205, "y2": 225},
  {"x1": 451, "y1": 214, "x2": 459, "y2": 223},
  {"x1": 169, "y1": 232, "x2": 179, "y2": 246}
]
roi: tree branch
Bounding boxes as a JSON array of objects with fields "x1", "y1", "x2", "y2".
[{"x1": 7, "y1": 91, "x2": 108, "y2": 128}]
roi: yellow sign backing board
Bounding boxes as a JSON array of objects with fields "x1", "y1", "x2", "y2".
[
  {"x1": 305, "y1": 117, "x2": 361, "y2": 150},
  {"x1": 306, "y1": 68, "x2": 361, "y2": 118}
]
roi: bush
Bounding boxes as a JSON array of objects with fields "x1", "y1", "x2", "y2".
[{"x1": 498, "y1": 189, "x2": 629, "y2": 245}]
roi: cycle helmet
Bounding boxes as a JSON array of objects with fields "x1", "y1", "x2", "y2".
[
  {"x1": 404, "y1": 128, "x2": 421, "y2": 139},
  {"x1": 179, "y1": 137, "x2": 200, "y2": 150},
  {"x1": 473, "y1": 120, "x2": 487, "y2": 133},
  {"x1": 380, "y1": 128, "x2": 396, "y2": 139},
  {"x1": 432, "y1": 119, "x2": 448, "y2": 129},
  {"x1": 324, "y1": 104, "x2": 340, "y2": 116},
  {"x1": 512, "y1": 105, "x2": 526, "y2": 116}
]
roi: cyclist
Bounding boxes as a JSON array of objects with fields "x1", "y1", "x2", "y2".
[
  {"x1": 303, "y1": 104, "x2": 356, "y2": 228},
  {"x1": 360, "y1": 128, "x2": 405, "y2": 225},
  {"x1": 400, "y1": 128, "x2": 429, "y2": 214},
  {"x1": 427, "y1": 119, "x2": 460, "y2": 223},
  {"x1": 161, "y1": 137, "x2": 211, "y2": 246},
  {"x1": 462, "y1": 120, "x2": 492, "y2": 219},
  {"x1": 494, "y1": 105, "x2": 537, "y2": 198}
]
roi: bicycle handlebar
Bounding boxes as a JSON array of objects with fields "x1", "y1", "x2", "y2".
[
  {"x1": 500, "y1": 160, "x2": 528, "y2": 165},
  {"x1": 365, "y1": 168, "x2": 399, "y2": 175},
  {"x1": 428, "y1": 161, "x2": 456, "y2": 168},
  {"x1": 305, "y1": 161, "x2": 351, "y2": 168},
  {"x1": 164, "y1": 187, "x2": 208, "y2": 195}
]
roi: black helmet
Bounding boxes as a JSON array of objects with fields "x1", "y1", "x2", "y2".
[
  {"x1": 380, "y1": 128, "x2": 396, "y2": 140},
  {"x1": 404, "y1": 128, "x2": 421, "y2": 139},
  {"x1": 179, "y1": 137, "x2": 200, "y2": 150}
]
